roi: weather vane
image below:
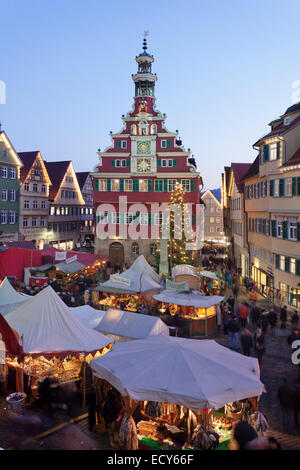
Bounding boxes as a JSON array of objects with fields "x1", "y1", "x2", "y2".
[{"x1": 144, "y1": 30, "x2": 149, "y2": 38}]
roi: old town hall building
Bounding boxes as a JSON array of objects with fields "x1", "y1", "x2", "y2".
[{"x1": 92, "y1": 40, "x2": 202, "y2": 265}]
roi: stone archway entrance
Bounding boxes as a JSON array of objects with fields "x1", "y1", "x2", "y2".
[{"x1": 109, "y1": 242, "x2": 124, "y2": 266}]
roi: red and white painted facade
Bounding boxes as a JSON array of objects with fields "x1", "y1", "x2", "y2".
[{"x1": 92, "y1": 40, "x2": 202, "y2": 265}]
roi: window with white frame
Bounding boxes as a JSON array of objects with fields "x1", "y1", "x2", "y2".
[
  {"x1": 1, "y1": 167, "x2": 7, "y2": 178},
  {"x1": 121, "y1": 160, "x2": 127, "y2": 167},
  {"x1": 1, "y1": 190, "x2": 7, "y2": 201},
  {"x1": 289, "y1": 221, "x2": 297, "y2": 240},
  {"x1": 280, "y1": 255, "x2": 285, "y2": 271},
  {"x1": 277, "y1": 220, "x2": 282, "y2": 238},
  {"x1": 115, "y1": 160, "x2": 121, "y2": 167},
  {"x1": 56, "y1": 207, "x2": 60, "y2": 216},
  {"x1": 269, "y1": 142, "x2": 278, "y2": 161},
  {"x1": 50, "y1": 206, "x2": 55, "y2": 215},
  {"x1": 24, "y1": 182, "x2": 29, "y2": 191},
  {"x1": 9, "y1": 168, "x2": 16, "y2": 179},
  {"x1": 9, "y1": 211, "x2": 15, "y2": 224},
  {"x1": 41, "y1": 200, "x2": 46, "y2": 209},
  {"x1": 161, "y1": 140, "x2": 167, "y2": 148},
  {"x1": 111, "y1": 179, "x2": 120, "y2": 191},
  {"x1": 98, "y1": 180, "x2": 107, "y2": 191},
  {"x1": 286, "y1": 178, "x2": 293, "y2": 197},
  {"x1": 24, "y1": 200, "x2": 30, "y2": 209},
  {"x1": 291, "y1": 258, "x2": 296, "y2": 274},
  {"x1": 139, "y1": 180, "x2": 147, "y2": 192},
  {"x1": 181, "y1": 179, "x2": 190, "y2": 192},
  {"x1": 0, "y1": 211, "x2": 7, "y2": 224},
  {"x1": 33, "y1": 200, "x2": 38, "y2": 209},
  {"x1": 168, "y1": 179, "x2": 176, "y2": 192},
  {"x1": 124, "y1": 179, "x2": 132, "y2": 191},
  {"x1": 23, "y1": 217, "x2": 28, "y2": 228},
  {"x1": 41, "y1": 185, "x2": 46, "y2": 193},
  {"x1": 33, "y1": 183, "x2": 38, "y2": 192},
  {"x1": 32, "y1": 217, "x2": 37, "y2": 227},
  {"x1": 161, "y1": 159, "x2": 167, "y2": 167},
  {"x1": 40, "y1": 218, "x2": 45, "y2": 227},
  {"x1": 10, "y1": 190, "x2": 16, "y2": 202}
]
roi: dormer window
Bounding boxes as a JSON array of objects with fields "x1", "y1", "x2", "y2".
[{"x1": 284, "y1": 116, "x2": 290, "y2": 125}]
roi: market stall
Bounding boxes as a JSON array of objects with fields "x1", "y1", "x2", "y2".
[
  {"x1": 172, "y1": 265, "x2": 200, "y2": 290},
  {"x1": 71, "y1": 305, "x2": 106, "y2": 329},
  {"x1": 93, "y1": 308, "x2": 169, "y2": 342},
  {"x1": 5, "y1": 286, "x2": 113, "y2": 395},
  {"x1": 90, "y1": 335, "x2": 265, "y2": 450},
  {"x1": 0, "y1": 277, "x2": 30, "y2": 316},
  {"x1": 153, "y1": 289, "x2": 224, "y2": 336}
]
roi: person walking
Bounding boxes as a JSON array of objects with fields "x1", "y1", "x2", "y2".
[
  {"x1": 254, "y1": 327, "x2": 265, "y2": 368},
  {"x1": 280, "y1": 306, "x2": 288, "y2": 329},
  {"x1": 251, "y1": 302, "x2": 261, "y2": 328},
  {"x1": 240, "y1": 329, "x2": 253, "y2": 356},
  {"x1": 232, "y1": 282, "x2": 239, "y2": 301},
  {"x1": 291, "y1": 310, "x2": 299, "y2": 329},
  {"x1": 268, "y1": 307, "x2": 277, "y2": 336},
  {"x1": 238, "y1": 302, "x2": 249, "y2": 329},
  {"x1": 227, "y1": 295, "x2": 235, "y2": 311},
  {"x1": 228, "y1": 315, "x2": 240, "y2": 350},
  {"x1": 260, "y1": 310, "x2": 269, "y2": 336}
]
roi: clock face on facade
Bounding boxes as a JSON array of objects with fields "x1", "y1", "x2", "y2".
[
  {"x1": 137, "y1": 141, "x2": 151, "y2": 154},
  {"x1": 137, "y1": 158, "x2": 151, "y2": 172}
]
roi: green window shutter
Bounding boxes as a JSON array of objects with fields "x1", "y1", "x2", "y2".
[
  {"x1": 148, "y1": 213, "x2": 152, "y2": 226},
  {"x1": 163, "y1": 180, "x2": 168, "y2": 192},
  {"x1": 296, "y1": 260, "x2": 300, "y2": 276},
  {"x1": 282, "y1": 221, "x2": 288, "y2": 239},
  {"x1": 147, "y1": 180, "x2": 152, "y2": 192},
  {"x1": 279, "y1": 178, "x2": 285, "y2": 197},
  {"x1": 263, "y1": 144, "x2": 269, "y2": 162},
  {"x1": 177, "y1": 178, "x2": 181, "y2": 184},
  {"x1": 116, "y1": 141, "x2": 121, "y2": 148},
  {"x1": 271, "y1": 220, "x2": 277, "y2": 237},
  {"x1": 192, "y1": 214, "x2": 195, "y2": 226},
  {"x1": 172, "y1": 159, "x2": 177, "y2": 167},
  {"x1": 297, "y1": 177, "x2": 300, "y2": 196},
  {"x1": 190, "y1": 179, "x2": 195, "y2": 192},
  {"x1": 107, "y1": 179, "x2": 111, "y2": 191},
  {"x1": 119, "y1": 179, "x2": 124, "y2": 192},
  {"x1": 111, "y1": 160, "x2": 115, "y2": 167},
  {"x1": 269, "y1": 180, "x2": 274, "y2": 197},
  {"x1": 167, "y1": 140, "x2": 171, "y2": 148},
  {"x1": 292, "y1": 177, "x2": 297, "y2": 195},
  {"x1": 285, "y1": 257, "x2": 290, "y2": 273},
  {"x1": 126, "y1": 160, "x2": 130, "y2": 167},
  {"x1": 95, "y1": 179, "x2": 99, "y2": 191},
  {"x1": 157, "y1": 159, "x2": 161, "y2": 167},
  {"x1": 275, "y1": 254, "x2": 280, "y2": 270},
  {"x1": 133, "y1": 179, "x2": 139, "y2": 192},
  {"x1": 276, "y1": 142, "x2": 281, "y2": 159},
  {"x1": 297, "y1": 223, "x2": 300, "y2": 241}
]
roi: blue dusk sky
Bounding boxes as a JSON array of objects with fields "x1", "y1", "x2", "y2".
[{"x1": 1, "y1": 0, "x2": 300, "y2": 189}]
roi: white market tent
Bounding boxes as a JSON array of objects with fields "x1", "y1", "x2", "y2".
[
  {"x1": 71, "y1": 305, "x2": 106, "y2": 329},
  {"x1": 130, "y1": 255, "x2": 161, "y2": 284},
  {"x1": 90, "y1": 335, "x2": 266, "y2": 410},
  {"x1": 153, "y1": 290, "x2": 224, "y2": 308},
  {"x1": 94, "y1": 308, "x2": 169, "y2": 342},
  {"x1": 5, "y1": 286, "x2": 112, "y2": 355},
  {"x1": 199, "y1": 271, "x2": 221, "y2": 281},
  {"x1": 0, "y1": 277, "x2": 30, "y2": 316},
  {"x1": 172, "y1": 264, "x2": 199, "y2": 279},
  {"x1": 96, "y1": 259, "x2": 163, "y2": 294}
]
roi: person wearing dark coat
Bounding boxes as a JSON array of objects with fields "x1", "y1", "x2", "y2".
[
  {"x1": 254, "y1": 327, "x2": 265, "y2": 367},
  {"x1": 268, "y1": 308, "x2": 277, "y2": 335},
  {"x1": 260, "y1": 311, "x2": 269, "y2": 335},
  {"x1": 240, "y1": 329, "x2": 253, "y2": 356},
  {"x1": 291, "y1": 311, "x2": 299, "y2": 329},
  {"x1": 228, "y1": 316, "x2": 240, "y2": 350},
  {"x1": 280, "y1": 306, "x2": 287, "y2": 329}
]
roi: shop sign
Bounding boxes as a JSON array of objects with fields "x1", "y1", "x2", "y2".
[
  {"x1": 66, "y1": 255, "x2": 78, "y2": 264},
  {"x1": 55, "y1": 251, "x2": 67, "y2": 261},
  {"x1": 110, "y1": 274, "x2": 131, "y2": 287},
  {"x1": 166, "y1": 279, "x2": 189, "y2": 292}
]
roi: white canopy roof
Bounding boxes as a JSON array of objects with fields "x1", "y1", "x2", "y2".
[
  {"x1": 130, "y1": 255, "x2": 161, "y2": 284},
  {"x1": 153, "y1": 290, "x2": 224, "y2": 308},
  {"x1": 71, "y1": 305, "x2": 106, "y2": 329},
  {"x1": 90, "y1": 335, "x2": 265, "y2": 410},
  {"x1": 199, "y1": 271, "x2": 221, "y2": 281},
  {"x1": 172, "y1": 264, "x2": 199, "y2": 279},
  {"x1": 96, "y1": 265, "x2": 163, "y2": 294},
  {"x1": 0, "y1": 277, "x2": 30, "y2": 315},
  {"x1": 94, "y1": 308, "x2": 169, "y2": 341},
  {"x1": 5, "y1": 286, "x2": 112, "y2": 355}
]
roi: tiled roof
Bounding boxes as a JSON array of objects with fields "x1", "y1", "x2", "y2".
[
  {"x1": 281, "y1": 147, "x2": 300, "y2": 167},
  {"x1": 18, "y1": 151, "x2": 39, "y2": 181},
  {"x1": 76, "y1": 172, "x2": 89, "y2": 190},
  {"x1": 240, "y1": 156, "x2": 259, "y2": 181},
  {"x1": 44, "y1": 161, "x2": 71, "y2": 201},
  {"x1": 210, "y1": 188, "x2": 221, "y2": 203},
  {"x1": 231, "y1": 163, "x2": 252, "y2": 190},
  {"x1": 253, "y1": 114, "x2": 300, "y2": 146},
  {"x1": 284, "y1": 102, "x2": 300, "y2": 115}
]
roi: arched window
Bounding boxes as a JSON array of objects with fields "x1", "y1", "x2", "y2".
[
  {"x1": 139, "y1": 121, "x2": 149, "y2": 136},
  {"x1": 131, "y1": 124, "x2": 137, "y2": 135},
  {"x1": 132, "y1": 242, "x2": 139, "y2": 256},
  {"x1": 150, "y1": 243, "x2": 157, "y2": 255},
  {"x1": 150, "y1": 124, "x2": 157, "y2": 135}
]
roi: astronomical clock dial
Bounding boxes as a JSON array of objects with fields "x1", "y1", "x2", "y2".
[
  {"x1": 137, "y1": 158, "x2": 151, "y2": 172},
  {"x1": 137, "y1": 141, "x2": 151, "y2": 154}
]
